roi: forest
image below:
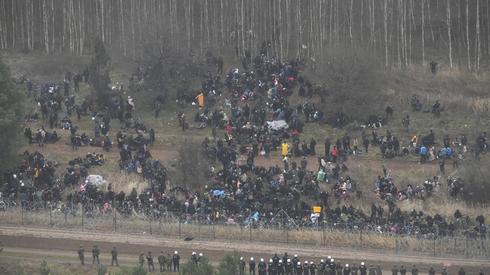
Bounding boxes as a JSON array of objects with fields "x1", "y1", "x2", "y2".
[{"x1": 0, "y1": 0, "x2": 489, "y2": 71}]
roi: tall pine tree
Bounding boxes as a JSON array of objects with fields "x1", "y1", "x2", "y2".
[{"x1": 0, "y1": 55, "x2": 23, "y2": 173}]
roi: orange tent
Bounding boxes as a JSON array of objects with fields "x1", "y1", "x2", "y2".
[{"x1": 196, "y1": 92, "x2": 205, "y2": 108}]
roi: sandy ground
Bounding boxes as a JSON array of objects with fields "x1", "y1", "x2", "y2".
[{"x1": 0, "y1": 225, "x2": 488, "y2": 274}]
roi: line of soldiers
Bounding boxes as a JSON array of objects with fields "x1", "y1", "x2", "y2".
[
  {"x1": 139, "y1": 250, "x2": 181, "y2": 272},
  {"x1": 239, "y1": 253, "x2": 482, "y2": 275},
  {"x1": 77, "y1": 245, "x2": 181, "y2": 272},
  {"x1": 76, "y1": 247, "x2": 483, "y2": 275}
]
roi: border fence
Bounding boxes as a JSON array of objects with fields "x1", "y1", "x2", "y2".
[{"x1": 0, "y1": 206, "x2": 488, "y2": 260}]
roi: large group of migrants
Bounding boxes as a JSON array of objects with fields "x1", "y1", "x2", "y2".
[
  {"x1": 75, "y1": 246, "x2": 482, "y2": 275},
  {"x1": 0, "y1": 47, "x2": 488, "y2": 244}
]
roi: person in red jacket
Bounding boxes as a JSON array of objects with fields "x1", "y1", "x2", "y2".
[{"x1": 331, "y1": 146, "x2": 338, "y2": 162}]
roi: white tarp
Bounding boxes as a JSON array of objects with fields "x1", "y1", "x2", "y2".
[
  {"x1": 85, "y1": 175, "x2": 107, "y2": 187},
  {"x1": 266, "y1": 120, "x2": 289, "y2": 131}
]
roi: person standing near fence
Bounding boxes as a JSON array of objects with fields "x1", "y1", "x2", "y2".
[
  {"x1": 166, "y1": 252, "x2": 172, "y2": 271},
  {"x1": 92, "y1": 245, "x2": 100, "y2": 265},
  {"x1": 359, "y1": 262, "x2": 367, "y2": 275},
  {"x1": 249, "y1": 257, "x2": 256, "y2": 275},
  {"x1": 147, "y1": 251, "x2": 155, "y2": 272},
  {"x1": 391, "y1": 265, "x2": 398, "y2": 275},
  {"x1": 77, "y1": 245, "x2": 84, "y2": 265},
  {"x1": 399, "y1": 265, "x2": 406, "y2": 275},
  {"x1": 410, "y1": 265, "x2": 418, "y2": 275},
  {"x1": 239, "y1": 257, "x2": 246, "y2": 275},
  {"x1": 139, "y1": 252, "x2": 145, "y2": 267},
  {"x1": 111, "y1": 247, "x2": 118, "y2": 266},
  {"x1": 172, "y1": 250, "x2": 180, "y2": 272},
  {"x1": 158, "y1": 251, "x2": 166, "y2": 272}
]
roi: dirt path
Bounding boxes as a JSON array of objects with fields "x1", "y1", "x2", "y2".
[{"x1": 0, "y1": 225, "x2": 488, "y2": 274}]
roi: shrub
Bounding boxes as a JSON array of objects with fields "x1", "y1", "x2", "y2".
[
  {"x1": 216, "y1": 252, "x2": 241, "y2": 275},
  {"x1": 38, "y1": 260, "x2": 50, "y2": 275},
  {"x1": 317, "y1": 46, "x2": 386, "y2": 125}
]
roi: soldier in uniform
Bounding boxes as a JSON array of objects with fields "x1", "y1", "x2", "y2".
[
  {"x1": 410, "y1": 265, "x2": 418, "y2": 275},
  {"x1": 292, "y1": 255, "x2": 300, "y2": 274},
  {"x1": 77, "y1": 245, "x2": 84, "y2": 265},
  {"x1": 249, "y1": 257, "x2": 256, "y2": 275},
  {"x1": 458, "y1": 267, "x2": 466, "y2": 275},
  {"x1": 267, "y1": 259, "x2": 274, "y2": 275},
  {"x1": 139, "y1": 252, "x2": 145, "y2": 267},
  {"x1": 147, "y1": 251, "x2": 155, "y2": 272},
  {"x1": 368, "y1": 265, "x2": 376, "y2": 275},
  {"x1": 240, "y1": 257, "x2": 246, "y2": 275},
  {"x1": 166, "y1": 252, "x2": 172, "y2": 271},
  {"x1": 359, "y1": 262, "x2": 367, "y2": 275},
  {"x1": 277, "y1": 259, "x2": 284, "y2": 275},
  {"x1": 309, "y1": 261, "x2": 316, "y2": 275},
  {"x1": 92, "y1": 245, "x2": 100, "y2": 265},
  {"x1": 111, "y1": 247, "x2": 118, "y2": 266},
  {"x1": 399, "y1": 265, "x2": 406, "y2": 275},
  {"x1": 319, "y1": 259, "x2": 326, "y2": 275},
  {"x1": 296, "y1": 262, "x2": 303, "y2": 275},
  {"x1": 337, "y1": 261, "x2": 343, "y2": 275},
  {"x1": 192, "y1": 251, "x2": 198, "y2": 263},
  {"x1": 158, "y1": 251, "x2": 166, "y2": 272},
  {"x1": 172, "y1": 251, "x2": 180, "y2": 272},
  {"x1": 351, "y1": 263, "x2": 358, "y2": 275},
  {"x1": 285, "y1": 259, "x2": 293, "y2": 275},
  {"x1": 428, "y1": 267, "x2": 435, "y2": 275},
  {"x1": 303, "y1": 260, "x2": 310, "y2": 275},
  {"x1": 343, "y1": 264, "x2": 351, "y2": 275},
  {"x1": 258, "y1": 258, "x2": 266, "y2": 275},
  {"x1": 391, "y1": 265, "x2": 398, "y2": 275}
]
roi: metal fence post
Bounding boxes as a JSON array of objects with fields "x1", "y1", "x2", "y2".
[
  {"x1": 360, "y1": 230, "x2": 363, "y2": 248},
  {"x1": 286, "y1": 228, "x2": 289, "y2": 244},
  {"x1": 395, "y1": 236, "x2": 398, "y2": 254},
  {"x1": 113, "y1": 210, "x2": 117, "y2": 232},
  {"x1": 249, "y1": 225, "x2": 252, "y2": 242},
  {"x1": 198, "y1": 219, "x2": 201, "y2": 239},
  {"x1": 465, "y1": 238, "x2": 469, "y2": 258},
  {"x1": 49, "y1": 204, "x2": 52, "y2": 226},
  {"x1": 149, "y1": 218, "x2": 152, "y2": 235},
  {"x1": 81, "y1": 206, "x2": 84, "y2": 231},
  {"x1": 21, "y1": 206, "x2": 24, "y2": 225},
  {"x1": 213, "y1": 223, "x2": 216, "y2": 239},
  {"x1": 322, "y1": 226, "x2": 326, "y2": 247},
  {"x1": 178, "y1": 219, "x2": 181, "y2": 238},
  {"x1": 433, "y1": 237, "x2": 436, "y2": 257}
]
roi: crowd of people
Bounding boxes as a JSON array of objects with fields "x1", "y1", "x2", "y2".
[
  {"x1": 75, "y1": 246, "x2": 483, "y2": 275},
  {"x1": 0, "y1": 49, "x2": 488, "y2": 246}
]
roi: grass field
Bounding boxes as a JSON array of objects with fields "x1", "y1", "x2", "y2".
[{"x1": 2, "y1": 50, "x2": 490, "y2": 238}]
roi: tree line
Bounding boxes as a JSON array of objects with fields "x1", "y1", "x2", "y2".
[{"x1": 0, "y1": 0, "x2": 489, "y2": 71}]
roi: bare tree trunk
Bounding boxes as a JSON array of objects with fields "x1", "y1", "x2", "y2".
[
  {"x1": 384, "y1": 0, "x2": 389, "y2": 67},
  {"x1": 11, "y1": 0, "x2": 15, "y2": 48},
  {"x1": 361, "y1": 0, "x2": 364, "y2": 43},
  {"x1": 466, "y1": 0, "x2": 471, "y2": 70},
  {"x1": 43, "y1": 0, "x2": 49, "y2": 53},
  {"x1": 475, "y1": 0, "x2": 481, "y2": 71},
  {"x1": 349, "y1": 0, "x2": 353, "y2": 46},
  {"x1": 421, "y1": 0, "x2": 426, "y2": 66},
  {"x1": 447, "y1": 0, "x2": 453, "y2": 69}
]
